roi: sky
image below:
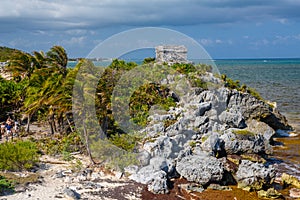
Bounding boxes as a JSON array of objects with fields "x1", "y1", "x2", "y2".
[{"x1": 1, "y1": 0, "x2": 300, "y2": 59}]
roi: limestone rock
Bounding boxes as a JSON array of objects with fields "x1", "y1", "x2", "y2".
[
  {"x1": 236, "y1": 160, "x2": 275, "y2": 191},
  {"x1": 147, "y1": 171, "x2": 169, "y2": 194},
  {"x1": 155, "y1": 45, "x2": 188, "y2": 64},
  {"x1": 246, "y1": 119, "x2": 275, "y2": 141},
  {"x1": 63, "y1": 187, "x2": 81, "y2": 200},
  {"x1": 176, "y1": 155, "x2": 224, "y2": 185},
  {"x1": 219, "y1": 110, "x2": 246, "y2": 128},
  {"x1": 195, "y1": 102, "x2": 212, "y2": 117},
  {"x1": 220, "y1": 128, "x2": 270, "y2": 155}
]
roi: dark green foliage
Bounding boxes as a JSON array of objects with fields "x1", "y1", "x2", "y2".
[
  {"x1": 189, "y1": 74, "x2": 208, "y2": 89},
  {"x1": 109, "y1": 133, "x2": 140, "y2": 152},
  {"x1": 34, "y1": 131, "x2": 84, "y2": 156},
  {"x1": 143, "y1": 57, "x2": 155, "y2": 64},
  {"x1": 0, "y1": 175, "x2": 14, "y2": 195},
  {"x1": 171, "y1": 63, "x2": 197, "y2": 74},
  {"x1": 0, "y1": 140, "x2": 40, "y2": 171},
  {"x1": 0, "y1": 78, "x2": 27, "y2": 112},
  {"x1": 129, "y1": 83, "x2": 176, "y2": 126},
  {"x1": 109, "y1": 59, "x2": 137, "y2": 71}
]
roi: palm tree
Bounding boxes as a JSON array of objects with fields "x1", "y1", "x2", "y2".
[
  {"x1": 22, "y1": 46, "x2": 69, "y2": 133},
  {"x1": 46, "y1": 45, "x2": 68, "y2": 76},
  {"x1": 7, "y1": 51, "x2": 34, "y2": 80}
]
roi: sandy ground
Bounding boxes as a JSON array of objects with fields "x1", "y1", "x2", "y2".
[{"x1": 0, "y1": 154, "x2": 144, "y2": 200}]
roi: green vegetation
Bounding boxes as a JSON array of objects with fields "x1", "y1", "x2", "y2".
[
  {"x1": 189, "y1": 141, "x2": 197, "y2": 148},
  {"x1": 130, "y1": 83, "x2": 177, "y2": 126},
  {"x1": 0, "y1": 46, "x2": 22, "y2": 62},
  {"x1": 90, "y1": 139, "x2": 139, "y2": 171},
  {"x1": 0, "y1": 175, "x2": 14, "y2": 195},
  {"x1": 0, "y1": 140, "x2": 40, "y2": 171},
  {"x1": 221, "y1": 74, "x2": 263, "y2": 100},
  {"x1": 33, "y1": 131, "x2": 84, "y2": 156},
  {"x1": 201, "y1": 135, "x2": 209, "y2": 143},
  {"x1": 233, "y1": 129, "x2": 255, "y2": 136},
  {"x1": 143, "y1": 57, "x2": 155, "y2": 64}
]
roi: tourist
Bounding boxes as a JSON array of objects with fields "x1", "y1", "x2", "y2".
[{"x1": 5, "y1": 120, "x2": 13, "y2": 141}]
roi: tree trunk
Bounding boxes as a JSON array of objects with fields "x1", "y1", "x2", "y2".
[
  {"x1": 52, "y1": 115, "x2": 57, "y2": 132},
  {"x1": 26, "y1": 114, "x2": 30, "y2": 133},
  {"x1": 66, "y1": 115, "x2": 74, "y2": 132},
  {"x1": 49, "y1": 119, "x2": 54, "y2": 135},
  {"x1": 83, "y1": 124, "x2": 95, "y2": 165}
]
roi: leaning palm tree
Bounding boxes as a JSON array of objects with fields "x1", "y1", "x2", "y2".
[
  {"x1": 7, "y1": 51, "x2": 34, "y2": 80},
  {"x1": 46, "y1": 45, "x2": 68, "y2": 76}
]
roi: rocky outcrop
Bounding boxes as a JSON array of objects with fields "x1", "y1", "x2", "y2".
[{"x1": 127, "y1": 72, "x2": 292, "y2": 194}]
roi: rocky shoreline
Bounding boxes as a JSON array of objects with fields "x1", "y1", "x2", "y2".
[{"x1": 124, "y1": 72, "x2": 298, "y2": 199}]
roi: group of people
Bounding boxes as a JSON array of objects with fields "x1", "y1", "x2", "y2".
[{"x1": 0, "y1": 117, "x2": 19, "y2": 141}]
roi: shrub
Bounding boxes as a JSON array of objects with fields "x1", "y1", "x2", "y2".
[
  {"x1": 109, "y1": 133, "x2": 138, "y2": 152},
  {"x1": 34, "y1": 131, "x2": 84, "y2": 156},
  {"x1": 90, "y1": 139, "x2": 139, "y2": 172},
  {"x1": 129, "y1": 83, "x2": 176, "y2": 126},
  {"x1": 0, "y1": 140, "x2": 40, "y2": 171},
  {"x1": 0, "y1": 175, "x2": 14, "y2": 195},
  {"x1": 143, "y1": 57, "x2": 155, "y2": 64}
]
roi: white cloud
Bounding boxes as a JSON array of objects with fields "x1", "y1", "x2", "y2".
[
  {"x1": 215, "y1": 39, "x2": 223, "y2": 44},
  {"x1": 276, "y1": 18, "x2": 289, "y2": 24},
  {"x1": 200, "y1": 38, "x2": 213, "y2": 46},
  {"x1": 293, "y1": 34, "x2": 300, "y2": 40}
]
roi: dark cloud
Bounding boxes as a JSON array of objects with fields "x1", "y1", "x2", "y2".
[
  {"x1": 1, "y1": 0, "x2": 300, "y2": 58},
  {"x1": 1, "y1": 0, "x2": 300, "y2": 32}
]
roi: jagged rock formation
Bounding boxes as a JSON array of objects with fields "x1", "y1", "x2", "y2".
[{"x1": 126, "y1": 71, "x2": 292, "y2": 195}]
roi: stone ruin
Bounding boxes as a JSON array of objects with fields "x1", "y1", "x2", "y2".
[{"x1": 155, "y1": 45, "x2": 189, "y2": 64}]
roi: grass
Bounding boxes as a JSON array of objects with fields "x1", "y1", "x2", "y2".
[{"x1": 232, "y1": 129, "x2": 255, "y2": 136}]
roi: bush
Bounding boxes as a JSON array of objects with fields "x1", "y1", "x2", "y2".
[
  {"x1": 109, "y1": 133, "x2": 138, "y2": 152},
  {"x1": 0, "y1": 140, "x2": 40, "y2": 171},
  {"x1": 0, "y1": 175, "x2": 14, "y2": 195},
  {"x1": 34, "y1": 131, "x2": 84, "y2": 156},
  {"x1": 90, "y1": 139, "x2": 139, "y2": 172}
]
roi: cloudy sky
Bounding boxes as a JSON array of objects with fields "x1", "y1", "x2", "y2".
[{"x1": 1, "y1": 0, "x2": 300, "y2": 58}]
